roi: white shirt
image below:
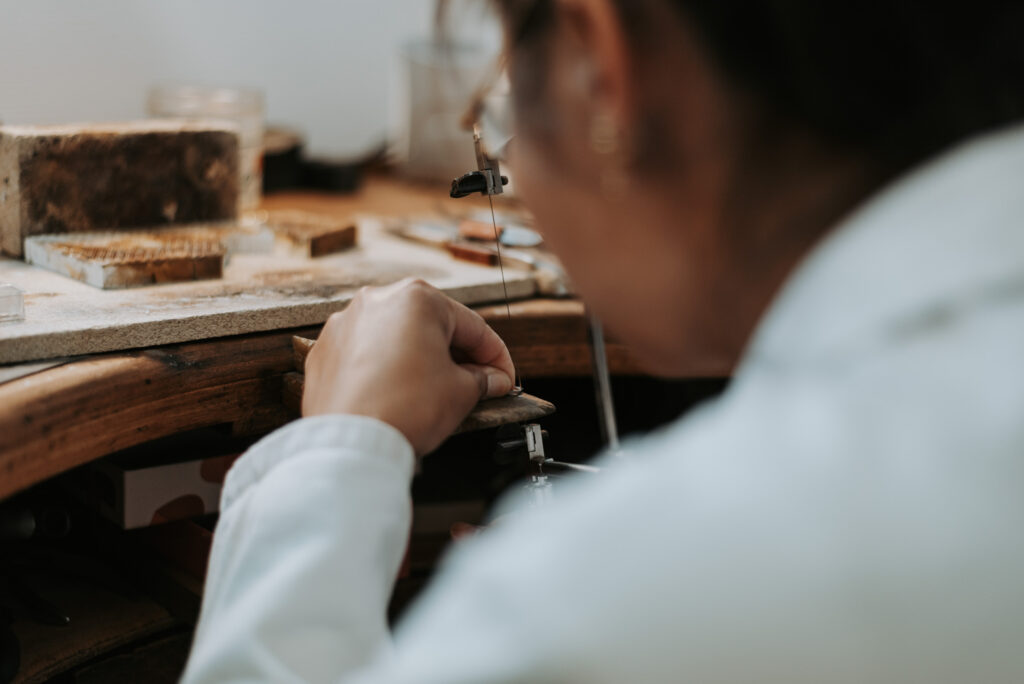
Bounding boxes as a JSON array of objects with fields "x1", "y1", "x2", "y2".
[{"x1": 183, "y1": 125, "x2": 1024, "y2": 683}]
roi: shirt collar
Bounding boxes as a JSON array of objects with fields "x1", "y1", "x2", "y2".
[{"x1": 743, "y1": 122, "x2": 1024, "y2": 370}]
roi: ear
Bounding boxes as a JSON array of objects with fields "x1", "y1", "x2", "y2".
[{"x1": 555, "y1": 0, "x2": 635, "y2": 129}]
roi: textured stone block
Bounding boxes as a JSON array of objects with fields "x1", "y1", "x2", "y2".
[
  {"x1": 24, "y1": 228, "x2": 226, "y2": 289},
  {"x1": 0, "y1": 120, "x2": 239, "y2": 257}
]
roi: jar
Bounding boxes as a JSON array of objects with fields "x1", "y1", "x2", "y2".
[{"x1": 147, "y1": 85, "x2": 265, "y2": 212}]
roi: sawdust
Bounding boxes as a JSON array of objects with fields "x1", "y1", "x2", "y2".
[
  {"x1": 143, "y1": 261, "x2": 449, "y2": 303},
  {"x1": 264, "y1": 210, "x2": 353, "y2": 239}
]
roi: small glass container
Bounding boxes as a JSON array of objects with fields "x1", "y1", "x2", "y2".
[
  {"x1": 0, "y1": 283, "x2": 25, "y2": 323},
  {"x1": 400, "y1": 39, "x2": 488, "y2": 183},
  {"x1": 147, "y1": 85, "x2": 265, "y2": 212}
]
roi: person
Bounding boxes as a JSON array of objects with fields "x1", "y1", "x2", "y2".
[{"x1": 183, "y1": 1, "x2": 1024, "y2": 681}]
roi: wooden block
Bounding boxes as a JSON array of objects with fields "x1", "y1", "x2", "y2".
[
  {"x1": 293, "y1": 335, "x2": 315, "y2": 370},
  {"x1": 282, "y1": 370, "x2": 556, "y2": 434},
  {"x1": 263, "y1": 209, "x2": 357, "y2": 257},
  {"x1": 446, "y1": 241, "x2": 498, "y2": 266},
  {"x1": 0, "y1": 120, "x2": 239, "y2": 257},
  {"x1": 24, "y1": 228, "x2": 226, "y2": 289},
  {"x1": 455, "y1": 393, "x2": 557, "y2": 433}
]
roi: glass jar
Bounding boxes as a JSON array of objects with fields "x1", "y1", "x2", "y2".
[
  {"x1": 0, "y1": 283, "x2": 25, "y2": 323},
  {"x1": 147, "y1": 85, "x2": 265, "y2": 212}
]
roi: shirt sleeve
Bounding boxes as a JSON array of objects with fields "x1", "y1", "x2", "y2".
[
  {"x1": 181, "y1": 406, "x2": 702, "y2": 684},
  {"x1": 181, "y1": 414, "x2": 415, "y2": 684},
  {"x1": 183, "y1": 379, "x2": 1024, "y2": 683}
]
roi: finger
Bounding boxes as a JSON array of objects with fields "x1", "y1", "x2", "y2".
[
  {"x1": 445, "y1": 300, "x2": 515, "y2": 382},
  {"x1": 459, "y1": 362, "x2": 514, "y2": 399}
]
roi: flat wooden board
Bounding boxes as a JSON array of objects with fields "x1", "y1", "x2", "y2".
[
  {"x1": 456, "y1": 392, "x2": 557, "y2": 433},
  {"x1": 0, "y1": 217, "x2": 536, "y2": 364}
]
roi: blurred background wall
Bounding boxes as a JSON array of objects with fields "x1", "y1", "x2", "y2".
[{"x1": 0, "y1": 0, "x2": 438, "y2": 158}]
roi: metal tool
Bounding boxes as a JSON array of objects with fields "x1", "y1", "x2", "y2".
[
  {"x1": 449, "y1": 123, "x2": 522, "y2": 395},
  {"x1": 587, "y1": 311, "x2": 621, "y2": 455},
  {"x1": 451, "y1": 95, "x2": 621, "y2": 505},
  {"x1": 495, "y1": 423, "x2": 601, "y2": 507},
  {"x1": 449, "y1": 126, "x2": 509, "y2": 200},
  {"x1": 450, "y1": 152, "x2": 618, "y2": 507},
  {"x1": 492, "y1": 315, "x2": 619, "y2": 507}
]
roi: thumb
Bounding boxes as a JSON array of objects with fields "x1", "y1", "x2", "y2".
[{"x1": 459, "y1": 363, "x2": 514, "y2": 400}]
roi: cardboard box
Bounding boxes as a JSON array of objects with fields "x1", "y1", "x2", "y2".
[{"x1": 68, "y1": 428, "x2": 251, "y2": 529}]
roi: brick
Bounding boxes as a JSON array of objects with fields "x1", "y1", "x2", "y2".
[{"x1": 0, "y1": 120, "x2": 239, "y2": 257}]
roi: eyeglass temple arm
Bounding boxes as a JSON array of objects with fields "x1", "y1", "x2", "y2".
[{"x1": 450, "y1": 52, "x2": 511, "y2": 199}]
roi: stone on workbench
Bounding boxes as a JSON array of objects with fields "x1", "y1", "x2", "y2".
[
  {"x1": 262, "y1": 209, "x2": 358, "y2": 258},
  {"x1": 23, "y1": 228, "x2": 226, "y2": 289},
  {"x1": 0, "y1": 120, "x2": 240, "y2": 257}
]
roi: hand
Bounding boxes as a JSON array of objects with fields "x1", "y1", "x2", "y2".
[{"x1": 302, "y1": 279, "x2": 516, "y2": 456}]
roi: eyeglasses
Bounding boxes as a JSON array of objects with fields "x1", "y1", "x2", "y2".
[
  {"x1": 459, "y1": 54, "x2": 514, "y2": 161},
  {"x1": 455, "y1": 0, "x2": 549, "y2": 161}
]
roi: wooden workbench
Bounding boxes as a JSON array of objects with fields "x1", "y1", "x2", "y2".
[{"x1": 0, "y1": 176, "x2": 732, "y2": 501}]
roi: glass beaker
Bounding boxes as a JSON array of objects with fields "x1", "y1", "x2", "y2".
[
  {"x1": 400, "y1": 39, "x2": 489, "y2": 183},
  {"x1": 147, "y1": 85, "x2": 265, "y2": 212}
]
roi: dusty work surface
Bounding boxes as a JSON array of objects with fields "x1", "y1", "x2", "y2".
[{"x1": 0, "y1": 217, "x2": 536, "y2": 364}]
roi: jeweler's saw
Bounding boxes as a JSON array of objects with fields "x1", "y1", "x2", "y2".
[{"x1": 449, "y1": 122, "x2": 619, "y2": 505}]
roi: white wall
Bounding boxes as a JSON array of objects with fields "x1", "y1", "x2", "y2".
[{"x1": 0, "y1": 1, "x2": 439, "y2": 157}]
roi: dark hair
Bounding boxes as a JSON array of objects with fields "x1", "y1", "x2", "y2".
[{"x1": 497, "y1": 0, "x2": 1024, "y2": 169}]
